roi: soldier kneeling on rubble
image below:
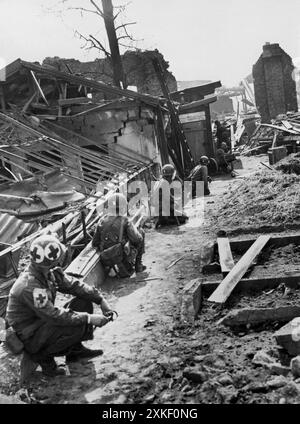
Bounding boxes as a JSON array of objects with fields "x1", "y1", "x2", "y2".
[
  {"x1": 92, "y1": 193, "x2": 146, "y2": 278},
  {"x1": 6, "y1": 234, "x2": 114, "y2": 377},
  {"x1": 152, "y1": 164, "x2": 189, "y2": 229}
]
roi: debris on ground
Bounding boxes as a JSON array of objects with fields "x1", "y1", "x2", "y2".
[{"x1": 211, "y1": 160, "x2": 300, "y2": 232}]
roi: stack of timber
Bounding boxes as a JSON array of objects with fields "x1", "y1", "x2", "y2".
[{"x1": 241, "y1": 112, "x2": 300, "y2": 157}]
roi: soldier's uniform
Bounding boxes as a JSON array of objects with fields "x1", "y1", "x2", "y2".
[
  {"x1": 6, "y1": 264, "x2": 104, "y2": 362},
  {"x1": 92, "y1": 215, "x2": 145, "y2": 277},
  {"x1": 151, "y1": 176, "x2": 188, "y2": 228},
  {"x1": 188, "y1": 164, "x2": 210, "y2": 196}
]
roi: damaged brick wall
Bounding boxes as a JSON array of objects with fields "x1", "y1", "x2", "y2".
[
  {"x1": 56, "y1": 106, "x2": 160, "y2": 164},
  {"x1": 43, "y1": 49, "x2": 177, "y2": 97},
  {"x1": 253, "y1": 43, "x2": 298, "y2": 123}
]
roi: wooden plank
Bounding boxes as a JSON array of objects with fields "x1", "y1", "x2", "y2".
[
  {"x1": 30, "y1": 71, "x2": 49, "y2": 106},
  {"x1": 261, "y1": 123, "x2": 300, "y2": 135},
  {"x1": 202, "y1": 274, "x2": 300, "y2": 296},
  {"x1": 208, "y1": 235, "x2": 270, "y2": 304},
  {"x1": 228, "y1": 233, "x2": 300, "y2": 253},
  {"x1": 180, "y1": 279, "x2": 203, "y2": 324},
  {"x1": 22, "y1": 61, "x2": 162, "y2": 107},
  {"x1": 217, "y1": 237, "x2": 234, "y2": 274}
]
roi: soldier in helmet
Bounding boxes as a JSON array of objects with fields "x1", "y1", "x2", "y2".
[
  {"x1": 188, "y1": 156, "x2": 211, "y2": 197},
  {"x1": 92, "y1": 193, "x2": 146, "y2": 277},
  {"x1": 151, "y1": 164, "x2": 188, "y2": 229},
  {"x1": 6, "y1": 234, "x2": 114, "y2": 377}
]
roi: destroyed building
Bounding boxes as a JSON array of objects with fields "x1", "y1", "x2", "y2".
[
  {"x1": 253, "y1": 42, "x2": 298, "y2": 123},
  {"x1": 43, "y1": 49, "x2": 177, "y2": 96}
]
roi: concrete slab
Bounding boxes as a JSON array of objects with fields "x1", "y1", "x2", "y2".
[
  {"x1": 275, "y1": 319, "x2": 300, "y2": 356},
  {"x1": 180, "y1": 278, "x2": 203, "y2": 324}
]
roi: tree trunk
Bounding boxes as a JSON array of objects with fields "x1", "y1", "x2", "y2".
[{"x1": 101, "y1": 0, "x2": 126, "y2": 89}]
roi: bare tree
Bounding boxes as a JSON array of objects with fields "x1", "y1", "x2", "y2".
[{"x1": 54, "y1": 0, "x2": 137, "y2": 88}]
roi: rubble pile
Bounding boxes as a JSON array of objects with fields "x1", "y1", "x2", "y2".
[
  {"x1": 212, "y1": 166, "x2": 300, "y2": 231},
  {"x1": 275, "y1": 153, "x2": 300, "y2": 175},
  {"x1": 241, "y1": 112, "x2": 300, "y2": 156}
]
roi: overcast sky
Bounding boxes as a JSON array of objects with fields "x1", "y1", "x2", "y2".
[{"x1": 1, "y1": 0, "x2": 300, "y2": 86}]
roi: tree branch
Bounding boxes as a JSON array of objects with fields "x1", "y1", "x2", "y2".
[
  {"x1": 75, "y1": 30, "x2": 111, "y2": 58},
  {"x1": 66, "y1": 7, "x2": 101, "y2": 16},
  {"x1": 115, "y1": 21, "x2": 136, "y2": 31},
  {"x1": 89, "y1": 0, "x2": 105, "y2": 18},
  {"x1": 89, "y1": 34, "x2": 111, "y2": 58}
]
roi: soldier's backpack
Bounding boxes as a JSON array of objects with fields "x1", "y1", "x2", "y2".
[{"x1": 99, "y1": 217, "x2": 126, "y2": 267}]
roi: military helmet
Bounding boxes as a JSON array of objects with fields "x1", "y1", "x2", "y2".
[
  {"x1": 30, "y1": 234, "x2": 65, "y2": 269},
  {"x1": 162, "y1": 164, "x2": 175, "y2": 177},
  {"x1": 200, "y1": 156, "x2": 209, "y2": 165}
]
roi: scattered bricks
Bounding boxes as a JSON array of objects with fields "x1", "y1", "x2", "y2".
[
  {"x1": 216, "y1": 386, "x2": 238, "y2": 404},
  {"x1": 269, "y1": 363, "x2": 290, "y2": 377},
  {"x1": 281, "y1": 382, "x2": 300, "y2": 398},
  {"x1": 180, "y1": 278, "x2": 203, "y2": 324},
  {"x1": 252, "y1": 350, "x2": 275, "y2": 367},
  {"x1": 267, "y1": 376, "x2": 288, "y2": 389},
  {"x1": 218, "y1": 373, "x2": 234, "y2": 386},
  {"x1": 275, "y1": 320, "x2": 300, "y2": 356},
  {"x1": 240, "y1": 381, "x2": 268, "y2": 393},
  {"x1": 291, "y1": 356, "x2": 300, "y2": 378},
  {"x1": 182, "y1": 367, "x2": 208, "y2": 384}
]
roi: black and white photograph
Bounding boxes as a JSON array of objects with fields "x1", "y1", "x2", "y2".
[{"x1": 1, "y1": 0, "x2": 300, "y2": 410}]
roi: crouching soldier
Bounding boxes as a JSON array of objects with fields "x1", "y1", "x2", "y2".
[
  {"x1": 6, "y1": 234, "x2": 114, "y2": 377},
  {"x1": 92, "y1": 193, "x2": 146, "y2": 278},
  {"x1": 187, "y1": 156, "x2": 211, "y2": 197}
]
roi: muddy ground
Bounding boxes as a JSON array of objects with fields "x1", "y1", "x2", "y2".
[{"x1": 3, "y1": 154, "x2": 300, "y2": 404}]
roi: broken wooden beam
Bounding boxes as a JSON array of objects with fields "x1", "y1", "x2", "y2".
[
  {"x1": 227, "y1": 233, "x2": 300, "y2": 254},
  {"x1": 218, "y1": 306, "x2": 300, "y2": 328},
  {"x1": 217, "y1": 237, "x2": 234, "y2": 275},
  {"x1": 208, "y1": 235, "x2": 270, "y2": 304},
  {"x1": 202, "y1": 274, "x2": 300, "y2": 296},
  {"x1": 180, "y1": 278, "x2": 203, "y2": 324},
  {"x1": 58, "y1": 97, "x2": 91, "y2": 106}
]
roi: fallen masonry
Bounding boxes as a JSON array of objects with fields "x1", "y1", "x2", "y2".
[
  {"x1": 218, "y1": 306, "x2": 300, "y2": 328},
  {"x1": 275, "y1": 320, "x2": 300, "y2": 356}
]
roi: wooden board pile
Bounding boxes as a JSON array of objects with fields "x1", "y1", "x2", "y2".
[
  {"x1": 200, "y1": 233, "x2": 300, "y2": 357},
  {"x1": 240, "y1": 112, "x2": 300, "y2": 156}
]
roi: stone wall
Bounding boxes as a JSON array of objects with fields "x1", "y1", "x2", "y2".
[{"x1": 253, "y1": 43, "x2": 298, "y2": 123}]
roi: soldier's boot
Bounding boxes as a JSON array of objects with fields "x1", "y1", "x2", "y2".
[
  {"x1": 66, "y1": 343, "x2": 104, "y2": 362},
  {"x1": 135, "y1": 257, "x2": 146, "y2": 273},
  {"x1": 39, "y1": 357, "x2": 66, "y2": 377}
]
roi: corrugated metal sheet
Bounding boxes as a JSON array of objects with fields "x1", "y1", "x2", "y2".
[{"x1": 0, "y1": 213, "x2": 37, "y2": 245}]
